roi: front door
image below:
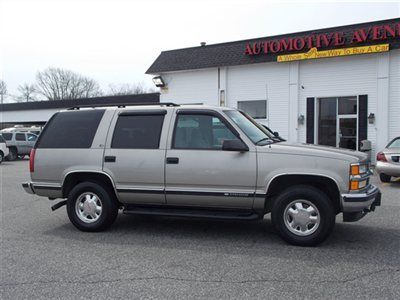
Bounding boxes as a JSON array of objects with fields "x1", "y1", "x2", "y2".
[
  {"x1": 165, "y1": 111, "x2": 257, "y2": 209},
  {"x1": 318, "y1": 96, "x2": 359, "y2": 150}
]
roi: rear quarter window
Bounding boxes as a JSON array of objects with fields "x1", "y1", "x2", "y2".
[{"x1": 36, "y1": 110, "x2": 105, "y2": 148}]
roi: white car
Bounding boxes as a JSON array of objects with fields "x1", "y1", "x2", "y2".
[{"x1": 0, "y1": 134, "x2": 10, "y2": 164}]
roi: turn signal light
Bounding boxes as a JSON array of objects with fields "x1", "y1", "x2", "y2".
[
  {"x1": 29, "y1": 149, "x2": 36, "y2": 173},
  {"x1": 350, "y1": 165, "x2": 360, "y2": 175},
  {"x1": 349, "y1": 179, "x2": 367, "y2": 191},
  {"x1": 376, "y1": 152, "x2": 387, "y2": 162}
]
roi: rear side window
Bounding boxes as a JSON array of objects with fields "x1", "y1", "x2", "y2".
[
  {"x1": 37, "y1": 110, "x2": 105, "y2": 148},
  {"x1": 16, "y1": 133, "x2": 26, "y2": 141},
  {"x1": 1, "y1": 133, "x2": 12, "y2": 141},
  {"x1": 111, "y1": 115, "x2": 164, "y2": 149}
]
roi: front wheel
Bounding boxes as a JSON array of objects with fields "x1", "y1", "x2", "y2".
[
  {"x1": 271, "y1": 185, "x2": 335, "y2": 247},
  {"x1": 67, "y1": 182, "x2": 118, "y2": 232}
]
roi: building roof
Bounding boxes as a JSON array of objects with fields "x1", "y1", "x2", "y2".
[
  {"x1": 146, "y1": 18, "x2": 400, "y2": 74},
  {"x1": 0, "y1": 93, "x2": 160, "y2": 112}
]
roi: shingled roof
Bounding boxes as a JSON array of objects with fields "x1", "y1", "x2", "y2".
[{"x1": 146, "y1": 18, "x2": 400, "y2": 74}]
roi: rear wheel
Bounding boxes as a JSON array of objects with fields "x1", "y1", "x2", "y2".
[
  {"x1": 7, "y1": 147, "x2": 17, "y2": 161},
  {"x1": 67, "y1": 182, "x2": 118, "y2": 232},
  {"x1": 271, "y1": 185, "x2": 335, "y2": 246},
  {"x1": 0, "y1": 151, "x2": 3, "y2": 164},
  {"x1": 379, "y1": 173, "x2": 391, "y2": 183}
]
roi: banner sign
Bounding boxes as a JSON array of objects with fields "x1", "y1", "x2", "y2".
[
  {"x1": 277, "y1": 44, "x2": 389, "y2": 62},
  {"x1": 245, "y1": 22, "x2": 399, "y2": 56}
]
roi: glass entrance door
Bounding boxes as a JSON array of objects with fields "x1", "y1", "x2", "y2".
[
  {"x1": 338, "y1": 117, "x2": 357, "y2": 150},
  {"x1": 317, "y1": 96, "x2": 359, "y2": 150}
]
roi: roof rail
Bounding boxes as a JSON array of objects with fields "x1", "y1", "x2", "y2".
[{"x1": 67, "y1": 102, "x2": 179, "y2": 110}]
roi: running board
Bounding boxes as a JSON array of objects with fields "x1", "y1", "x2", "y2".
[{"x1": 123, "y1": 205, "x2": 261, "y2": 220}]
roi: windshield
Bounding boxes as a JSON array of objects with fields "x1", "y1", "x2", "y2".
[
  {"x1": 224, "y1": 110, "x2": 275, "y2": 145},
  {"x1": 387, "y1": 137, "x2": 400, "y2": 149},
  {"x1": 0, "y1": 135, "x2": 5, "y2": 143}
]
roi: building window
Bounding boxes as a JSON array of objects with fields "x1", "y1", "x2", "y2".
[{"x1": 238, "y1": 100, "x2": 267, "y2": 119}]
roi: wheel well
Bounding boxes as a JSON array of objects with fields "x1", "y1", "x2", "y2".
[
  {"x1": 266, "y1": 175, "x2": 341, "y2": 213},
  {"x1": 62, "y1": 172, "x2": 120, "y2": 204},
  {"x1": 9, "y1": 146, "x2": 17, "y2": 152}
]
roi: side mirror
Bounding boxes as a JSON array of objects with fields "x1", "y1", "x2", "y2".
[
  {"x1": 222, "y1": 139, "x2": 249, "y2": 152},
  {"x1": 273, "y1": 131, "x2": 280, "y2": 137}
]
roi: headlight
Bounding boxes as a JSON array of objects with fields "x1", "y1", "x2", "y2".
[{"x1": 350, "y1": 162, "x2": 369, "y2": 176}]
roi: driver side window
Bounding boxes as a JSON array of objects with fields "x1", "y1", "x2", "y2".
[{"x1": 173, "y1": 114, "x2": 238, "y2": 150}]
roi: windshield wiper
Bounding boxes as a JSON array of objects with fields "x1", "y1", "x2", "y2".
[{"x1": 255, "y1": 137, "x2": 273, "y2": 145}]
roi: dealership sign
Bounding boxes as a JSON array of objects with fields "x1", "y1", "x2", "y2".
[
  {"x1": 277, "y1": 44, "x2": 389, "y2": 62},
  {"x1": 245, "y1": 22, "x2": 399, "y2": 56}
]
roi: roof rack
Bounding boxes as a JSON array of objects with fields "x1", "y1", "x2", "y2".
[{"x1": 67, "y1": 102, "x2": 179, "y2": 110}]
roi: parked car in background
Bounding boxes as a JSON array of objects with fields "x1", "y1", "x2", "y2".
[
  {"x1": 22, "y1": 103, "x2": 381, "y2": 246},
  {"x1": 1, "y1": 125, "x2": 42, "y2": 136},
  {"x1": 0, "y1": 134, "x2": 9, "y2": 164},
  {"x1": 1, "y1": 132, "x2": 38, "y2": 161},
  {"x1": 376, "y1": 136, "x2": 400, "y2": 182}
]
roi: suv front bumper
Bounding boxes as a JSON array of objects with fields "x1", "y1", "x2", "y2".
[{"x1": 341, "y1": 184, "x2": 381, "y2": 222}]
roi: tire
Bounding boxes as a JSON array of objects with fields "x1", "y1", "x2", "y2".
[
  {"x1": 66, "y1": 182, "x2": 118, "y2": 232},
  {"x1": 271, "y1": 185, "x2": 336, "y2": 247},
  {"x1": 7, "y1": 148, "x2": 17, "y2": 161},
  {"x1": 0, "y1": 152, "x2": 3, "y2": 164},
  {"x1": 379, "y1": 173, "x2": 391, "y2": 183}
]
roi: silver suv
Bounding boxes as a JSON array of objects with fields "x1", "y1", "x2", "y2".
[
  {"x1": 1, "y1": 131, "x2": 38, "y2": 160},
  {"x1": 22, "y1": 103, "x2": 381, "y2": 246}
]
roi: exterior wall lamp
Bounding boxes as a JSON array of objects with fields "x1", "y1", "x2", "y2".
[
  {"x1": 298, "y1": 114, "x2": 305, "y2": 125},
  {"x1": 368, "y1": 113, "x2": 375, "y2": 124},
  {"x1": 152, "y1": 76, "x2": 166, "y2": 88}
]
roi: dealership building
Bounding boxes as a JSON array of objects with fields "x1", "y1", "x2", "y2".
[{"x1": 147, "y1": 18, "x2": 400, "y2": 157}]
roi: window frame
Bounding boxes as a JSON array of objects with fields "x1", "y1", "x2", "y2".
[
  {"x1": 171, "y1": 109, "x2": 244, "y2": 151},
  {"x1": 111, "y1": 110, "x2": 166, "y2": 149}
]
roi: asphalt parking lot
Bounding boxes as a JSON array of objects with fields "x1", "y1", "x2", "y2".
[{"x1": 1, "y1": 160, "x2": 399, "y2": 299}]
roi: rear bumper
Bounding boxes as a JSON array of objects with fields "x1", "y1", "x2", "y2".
[
  {"x1": 375, "y1": 161, "x2": 400, "y2": 177},
  {"x1": 22, "y1": 182, "x2": 35, "y2": 195}
]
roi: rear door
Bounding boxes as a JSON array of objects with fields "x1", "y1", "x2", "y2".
[
  {"x1": 15, "y1": 133, "x2": 27, "y2": 154},
  {"x1": 103, "y1": 109, "x2": 172, "y2": 204},
  {"x1": 165, "y1": 110, "x2": 257, "y2": 209}
]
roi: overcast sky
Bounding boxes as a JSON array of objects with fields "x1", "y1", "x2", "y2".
[{"x1": 0, "y1": 0, "x2": 399, "y2": 101}]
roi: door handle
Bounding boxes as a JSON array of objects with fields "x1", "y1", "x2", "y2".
[
  {"x1": 166, "y1": 157, "x2": 179, "y2": 164},
  {"x1": 104, "y1": 156, "x2": 116, "y2": 163}
]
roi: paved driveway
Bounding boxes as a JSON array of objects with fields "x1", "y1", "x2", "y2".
[{"x1": 1, "y1": 160, "x2": 399, "y2": 299}]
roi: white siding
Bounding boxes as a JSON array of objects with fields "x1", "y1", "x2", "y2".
[
  {"x1": 298, "y1": 53, "x2": 379, "y2": 153},
  {"x1": 226, "y1": 62, "x2": 291, "y2": 140},
  {"x1": 160, "y1": 68, "x2": 218, "y2": 105},
  {"x1": 389, "y1": 49, "x2": 400, "y2": 140}
]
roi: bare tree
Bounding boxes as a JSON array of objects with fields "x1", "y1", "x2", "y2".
[
  {"x1": 0, "y1": 80, "x2": 7, "y2": 104},
  {"x1": 17, "y1": 83, "x2": 37, "y2": 102},
  {"x1": 108, "y1": 83, "x2": 156, "y2": 96},
  {"x1": 35, "y1": 67, "x2": 102, "y2": 100}
]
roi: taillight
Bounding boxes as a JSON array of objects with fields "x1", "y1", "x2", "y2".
[
  {"x1": 29, "y1": 149, "x2": 36, "y2": 172},
  {"x1": 376, "y1": 152, "x2": 387, "y2": 162}
]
